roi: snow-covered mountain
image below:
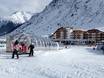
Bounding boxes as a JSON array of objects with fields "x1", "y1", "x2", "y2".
[
  {"x1": 9, "y1": 11, "x2": 33, "y2": 24},
  {"x1": 98, "y1": 27, "x2": 104, "y2": 32},
  {"x1": 0, "y1": 20, "x2": 22, "y2": 36},
  {"x1": 10, "y1": 0, "x2": 104, "y2": 37},
  {"x1": 0, "y1": 11, "x2": 33, "y2": 36},
  {"x1": 3, "y1": 11, "x2": 33, "y2": 24}
]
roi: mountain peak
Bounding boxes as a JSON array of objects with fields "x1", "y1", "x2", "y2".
[
  {"x1": 10, "y1": 11, "x2": 33, "y2": 23},
  {"x1": 10, "y1": 0, "x2": 104, "y2": 37},
  {"x1": 0, "y1": 11, "x2": 33, "y2": 36}
]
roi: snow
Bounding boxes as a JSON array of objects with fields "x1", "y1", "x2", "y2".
[
  {"x1": 0, "y1": 11, "x2": 33, "y2": 24},
  {"x1": 97, "y1": 27, "x2": 104, "y2": 32},
  {"x1": 0, "y1": 11, "x2": 33, "y2": 36},
  {"x1": 10, "y1": 0, "x2": 104, "y2": 37},
  {"x1": 10, "y1": 11, "x2": 32, "y2": 23},
  {"x1": 0, "y1": 11, "x2": 33, "y2": 33},
  {"x1": 0, "y1": 46, "x2": 104, "y2": 78},
  {"x1": 9, "y1": 11, "x2": 33, "y2": 24}
]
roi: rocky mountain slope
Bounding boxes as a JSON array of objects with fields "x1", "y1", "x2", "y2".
[
  {"x1": 0, "y1": 11, "x2": 32, "y2": 36},
  {"x1": 10, "y1": 0, "x2": 104, "y2": 37}
]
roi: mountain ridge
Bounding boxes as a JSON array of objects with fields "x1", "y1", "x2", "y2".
[
  {"x1": 2, "y1": 11, "x2": 33, "y2": 24},
  {"x1": 0, "y1": 11, "x2": 33, "y2": 36},
  {"x1": 10, "y1": 0, "x2": 104, "y2": 38}
]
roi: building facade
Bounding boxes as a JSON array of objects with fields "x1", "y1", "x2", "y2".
[
  {"x1": 50, "y1": 27, "x2": 73, "y2": 45},
  {"x1": 50, "y1": 27, "x2": 104, "y2": 45}
]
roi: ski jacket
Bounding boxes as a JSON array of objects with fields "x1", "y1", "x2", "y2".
[{"x1": 13, "y1": 44, "x2": 19, "y2": 51}]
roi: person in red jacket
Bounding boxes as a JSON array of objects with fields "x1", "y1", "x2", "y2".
[
  {"x1": 12, "y1": 40, "x2": 19, "y2": 59},
  {"x1": 21, "y1": 43, "x2": 27, "y2": 53}
]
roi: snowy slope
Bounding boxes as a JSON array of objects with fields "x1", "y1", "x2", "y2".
[
  {"x1": 0, "y1": 46, "x2": 104, "y2": 78},
  {"x1": 98, "y1": 27, "x2": 104, "y2": 32},
  {"x1": 0, "y1": 11, "x2": 33, "y2": 28},
  {"x1": 0, "y1": 11, "x2": 33, "y2": 36},
  {"x1": 9, "y1": 11, "x2": 33, "y2": 24},
  {"x1": 10, "y1": 0, "x2": 104, "y2": 37},
  {"x1": 4, "y1": 11, "x2": 33, "y2": 24}
]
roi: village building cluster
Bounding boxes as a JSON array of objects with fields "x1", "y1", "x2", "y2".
[{"x1": 50, "y1": 27, "x2": 104, "y2": 45}]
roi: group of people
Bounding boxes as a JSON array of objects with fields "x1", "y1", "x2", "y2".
[{"x1": 12, "y1": 40, "x2": 34, "y2": 59}]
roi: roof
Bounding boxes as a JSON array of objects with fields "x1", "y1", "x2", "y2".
[{"x1": 87, "y1": 29, "x2": 102, "y2": 33}]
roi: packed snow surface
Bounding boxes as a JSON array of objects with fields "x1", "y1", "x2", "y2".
[{"x1": 0, "y1": 46, "x2": 104, "y2": 78}]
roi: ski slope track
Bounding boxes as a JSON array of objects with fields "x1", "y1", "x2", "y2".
[{"x1": 0, "y1": 46, "x2": 104, "y2": 78}]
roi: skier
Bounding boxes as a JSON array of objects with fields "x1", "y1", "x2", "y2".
[
  {"x1": 28, "y1": 43, "x2": 34, "y2": 56},
  {"x1": 12, "y1": 40, "x2": 19, "y2": 59}
]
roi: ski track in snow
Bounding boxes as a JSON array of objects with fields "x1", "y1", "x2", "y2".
[{"x1": 0, "y1": 46, "x2": 104, "y2": 78}]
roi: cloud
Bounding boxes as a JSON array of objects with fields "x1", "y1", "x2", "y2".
[{"x1": 0, "y1": 0, "x2": 52, "y2": 16}]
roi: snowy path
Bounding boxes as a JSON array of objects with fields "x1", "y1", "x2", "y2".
[{"x1": 0, "y1": 46, "x2": 104, "y2": 78}]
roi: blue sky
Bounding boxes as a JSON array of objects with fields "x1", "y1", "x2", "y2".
[{"x1": 0, "y1": 0, "x2": 52, "y2": 16}]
